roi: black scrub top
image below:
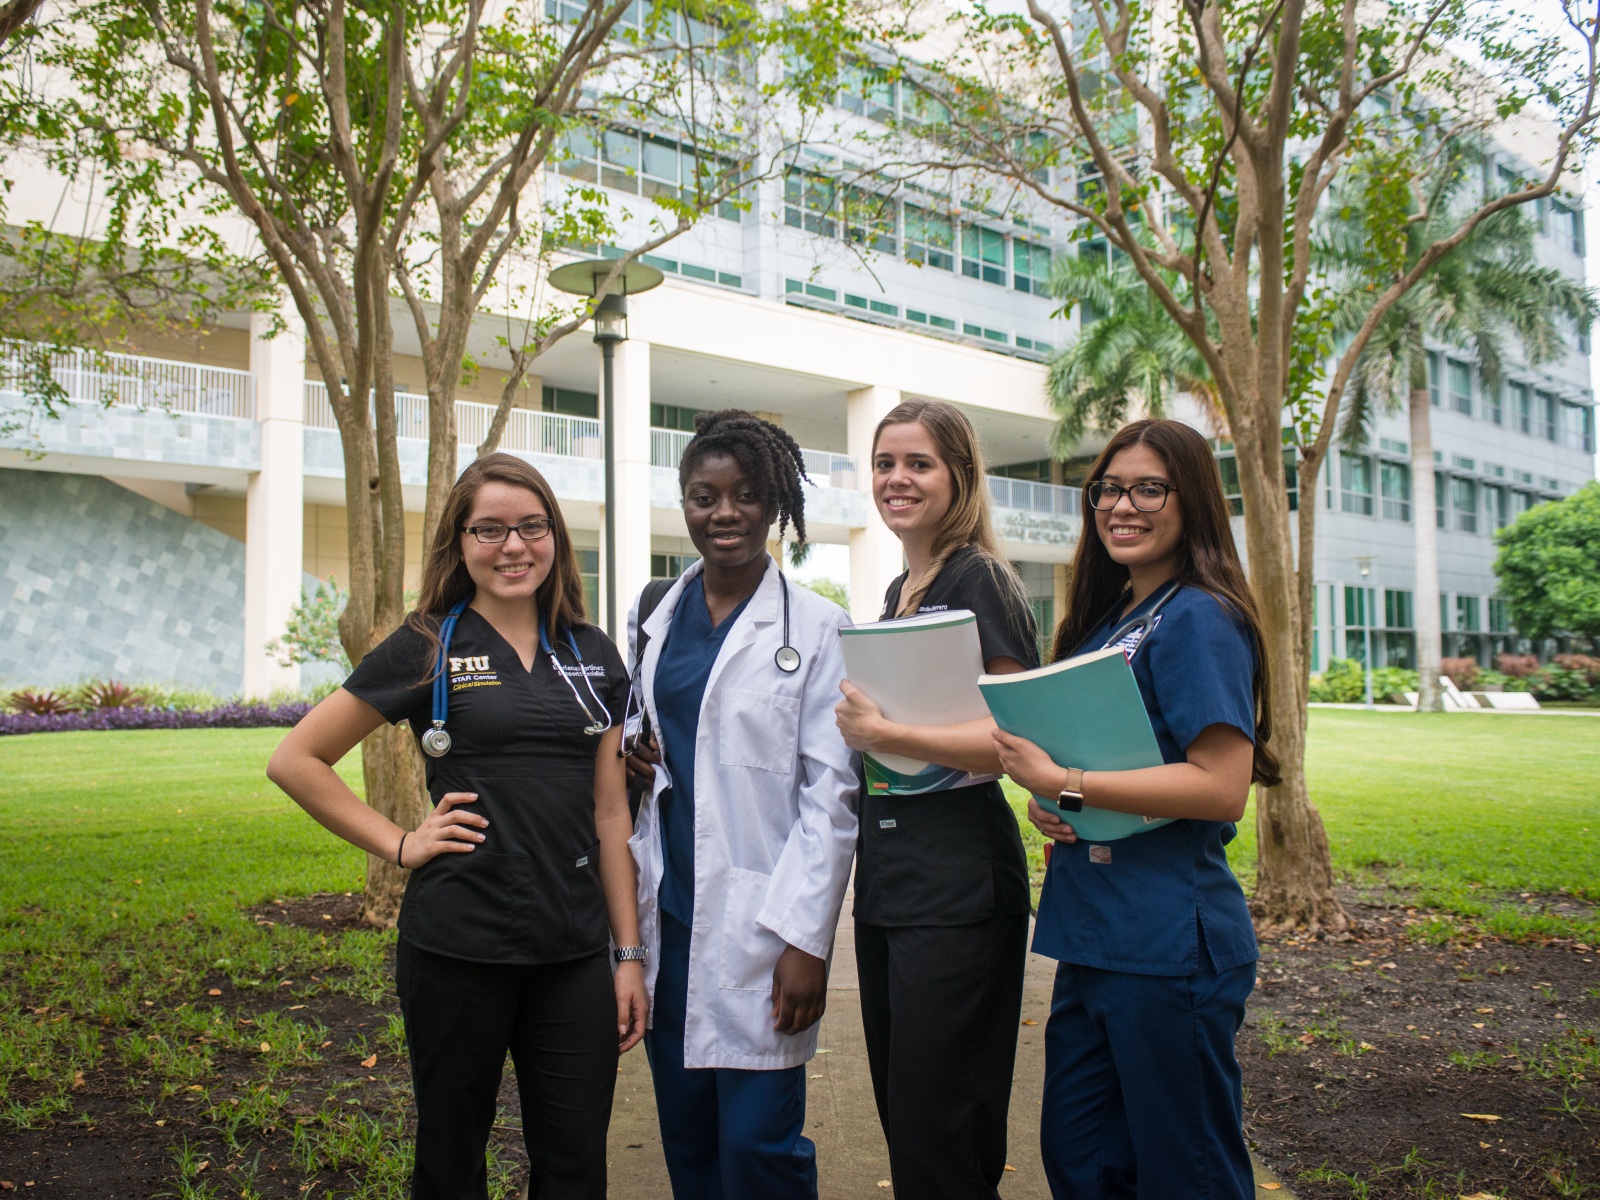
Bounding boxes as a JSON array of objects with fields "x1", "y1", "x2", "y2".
[
  {"x1": 344, "y1": 609, "x2": 630, "y2": 965},
  {"x1": 854, "y1": 545, "x2": 1039, "y2": 927}
]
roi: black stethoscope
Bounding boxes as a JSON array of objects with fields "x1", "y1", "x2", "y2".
[
  {"x1": 1098, "y1": 580, "x2": 1183, "y2": 659},
  {"x1": 420, "y1": 596, "x2": 614, "y2": 758},
  {"x1": 774, "y1": 571, "x2": 801, "y2": 673}
]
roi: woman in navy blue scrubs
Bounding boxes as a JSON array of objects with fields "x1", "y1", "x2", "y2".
[{"x1": 992, "y1": 419, "x2": 1280, "y2": 1200}]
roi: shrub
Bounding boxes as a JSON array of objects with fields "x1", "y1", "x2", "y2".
[
  {"x1": 75, "y1": 679, "x2": 148, "y2": 710},
  {"x1": 5, "y1": 689, "x2": 78, "y2": 715},
  {"x1": 139, "y1": 684, "x2": 227, "y2": 712},
  {"x1": 1494, "y1": 653, "x2": 1539, "y2": 679},
  {"x1": 1552, "y1": 654, "x2": 1600, "y2": 686},
  {"x1": 1440, "y1": 657, "x2": 1481, "y2": 689},
  {"x1": 267, "y1": 578, "x2": 351, "y2": 673},
  {"x1": 1370, "y1": 666, "x2": 1419, "y2": 702},
  {"x1": 1308, "y1": 658, "x2": 1365, "y2": 703},
  {"x1": 1526, "y1": 664, "x2": 1594, "y2": 702},
  {"x1": 0, "y1": 702, "x2": 311, "y2": 737}
]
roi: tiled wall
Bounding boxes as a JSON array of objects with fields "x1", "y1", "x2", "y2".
[{"x1": 0, "y1": 469, "x2": 249, "y2": 692}]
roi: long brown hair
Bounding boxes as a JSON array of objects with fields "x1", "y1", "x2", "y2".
[
  {"x1": 406, "y1": 454, "x2": 588, "y2": 669},
  {"x1": 872, "y1": 398, "x2": 1023, "y2": 615},
  {"x1": 1050, "y1": 419, "x2": 1280, "y2": 786}
]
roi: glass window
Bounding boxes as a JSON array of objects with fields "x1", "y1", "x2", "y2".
[
  {"x1": 1483, "y1": 483, "x2": 1509, "y2": 532},
  {"x1": 1448, "y1": 359, "x2": 1473, "y2": 415},
  {"x1": 1384, "y1": 631, "x2": 1416, "y2": 669},
  {"x1": 542, "y1": 386, "x2": 598, "y2": 418},
  {"x1": 1484, "y1": 380, "x2": 1503, "y2": 425},
  {"x1": 1510, "y1": 382, "x2": 1531, "y2": 434},
  {"x1": 1013, "y1": 239, "x2": 1052, "y2": 294},
  {"x1": 843, "y1": 186, "x2": 897, "y2": 254},
  {"x1": 784, "y1": 169, "x2": 836, "y2": 237},
  {"x1": 1339, "y1": 453, "x2": 1374, "y2": 515},
  {"x1": 1452, "y1": 476, "x2": 1478, "y2": 533},
  {"x1": 1538, "y1": 391, "x2": 1559, "y2": 441},
  {"x1": 1435, "y1": 472, "x2": 1447, "y2": 528},
  {"x1": 1380, "y1": 460, "x2": 1410, "y2": 521},
  {"x1": 579, "y1": 548, "x2": 600, "y2": 617},
  {"x1": 601, "y1": 129, "x2": 640, "y2": 191},
  {"x1": 961, "y1": 225, "x2": 1007, "y2": 285},
  {"x1": 1384, "y1": 589, "x2": 1413, "y2": 629},
  {"x1": 1427, "y1": 351, "x2": 1442, "y2": 408},
  {"x1": 556, "y1": 127, "x2": 599, "y2": 182},
  {"x1": 838, "y1": 62, "x2": 897, "y2": 122},
  {"x1": 1559, "y1": 400, "x2": 1595, "y2": 452},
  {"x1": 1488, "y1": 597, "x2": 1509, "y2": 633},
  {"x1": 1344, "y1": 585, "x2": 1374, "y2": 628},
  {"x1": 1456, "y1": 595, "x2": 1481, "y2": 632},
  {"x1": 1215, "y1": 453, "x2": 1243, "y2": 516},
  {"x1": 903, "y1": 205, "x2": 954, "y2": 270},
  {"x1": 640, "y1": 135, "x2": 680, "y2": 197}
]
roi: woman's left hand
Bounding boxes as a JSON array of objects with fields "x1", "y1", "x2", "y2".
[
  {"x1": 992, "y1": 728, "x2": 1068, "y2": 799},
  {"x1": 615, "y1": 962, "x2": 648, "y2": 1053},
  {"x1": 835, "y1": 680, "x2": 888, "y2": 752},
  {"x1": 771, "y1": 944, "x2": 827, "y2": 1035}
]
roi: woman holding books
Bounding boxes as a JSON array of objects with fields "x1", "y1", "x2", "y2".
[
  {"x1": 833, "y1": 398, "x2": 1038, "y2": 1200},
  {"x1": 991, "y1": 418, "x2": 1279, "y2": 1200},
  {"x1": 623, "y1": 410, "x2": 859, "y2": 1198}
]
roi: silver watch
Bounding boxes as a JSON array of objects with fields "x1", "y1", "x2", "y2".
[{"x1": 614, "y1": 946, "x2": 648, "y2": 963}]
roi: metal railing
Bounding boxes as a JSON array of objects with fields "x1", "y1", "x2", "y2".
[
  {"x1": 0, "y1": 341, "x2": 254, "y2": 420},
  {"x1": 304, "y1": 381, "x2": 601, "y2": 457},
  {"x1": 986, "y1": 475, "x2": 1081, "y2": 516},
  {"x1": 650, "y1": 426, "x2": 858, "y2": 486}
]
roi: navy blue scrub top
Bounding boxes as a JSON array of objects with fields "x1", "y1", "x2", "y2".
[
  {"x1": 1031, "y1": 585, "x2": 1261, "y2": 977},
  {"x1": 343, "y1": 609, "x2": 630, "y2": 965},
  {"x1": 654, "y1": 575, "x2": 752, "y2": 925}
]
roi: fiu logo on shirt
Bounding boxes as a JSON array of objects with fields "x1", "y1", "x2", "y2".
[{"x1": 449, "y1": 655, "x2": 501, "y2": 691}]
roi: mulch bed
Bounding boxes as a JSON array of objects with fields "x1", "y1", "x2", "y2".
[{"x1": 1243, "y1": 894, "x2": 1599, "y2": 1199}]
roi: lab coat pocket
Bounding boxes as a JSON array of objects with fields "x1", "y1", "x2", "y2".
[
  {"x1": 717, "y1": 688, "x2": 800, "y2": 775},
  {"x1": 718, "y1": 866, "x2": 787, "y2": 992}
]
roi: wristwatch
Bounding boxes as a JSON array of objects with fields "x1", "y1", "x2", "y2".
[
  {"x1": 1057, "y1": 767, "x2": 1085, "y2": 814},
  {"x1": 614, "y1": 946, "x2": 648, "y2": 964}
]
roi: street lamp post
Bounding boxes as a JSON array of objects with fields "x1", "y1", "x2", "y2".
[
  {"x1": 1354, "y1": 555, "x2": 1376, "y2": 709},
  {"x1": 547, "y1": 258, "x2": 664, "y2": 638}
]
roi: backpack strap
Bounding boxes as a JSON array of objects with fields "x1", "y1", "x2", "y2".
[{"x1": 631, "y1": 577, "x2": 674, "y2": 679}]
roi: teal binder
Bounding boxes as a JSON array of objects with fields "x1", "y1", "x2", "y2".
[{"x1": 978, "y1": 647, "x2": 1173, "y2": 842}]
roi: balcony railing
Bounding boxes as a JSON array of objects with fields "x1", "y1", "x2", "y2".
[
  {"x1": 651, "y1": 426, "x2": 859, "y2": 487},
  {"x1": 303, "y1": 382, "x2": 602, "y2": 458},
  {"x1": 0, "y1": 341, "x2": 254, "y2": 420},
  {"x1": 986, "y1": 475, "x2": 1081, "y2": 516}
]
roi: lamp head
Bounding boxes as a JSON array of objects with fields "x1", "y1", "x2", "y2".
[{"x1": 592, "y1": 292, "x2": 627, "y2": 345}]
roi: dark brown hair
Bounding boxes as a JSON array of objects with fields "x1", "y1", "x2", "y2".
[
  {"x1": 406, "y1": 454, "x2": 588, "y2": 670},
  {"x1": 872, "y1": 397, "x2": 1024, "y2": 616},
  {"x1": 679, "y1": 409, "x2": 810, "y2": 544},
  {"x1": 1050, "y1": 419, "x2": 1280, "y2": 786}
]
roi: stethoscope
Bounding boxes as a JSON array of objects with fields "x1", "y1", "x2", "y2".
[
  {"x1": 1098, "y1": 580, "x2": 1183, "y2": 659},
  {"x1": 420, "y1": 596, "x2": 614, "y2": 758}
]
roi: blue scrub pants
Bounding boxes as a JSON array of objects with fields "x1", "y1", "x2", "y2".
[
  {"x1": 1040, "y1": 956, "x2": 1257, "y2": 1200},
  {"x1": 645, "y1": 911, "x2": 818, "y2": 1200}
]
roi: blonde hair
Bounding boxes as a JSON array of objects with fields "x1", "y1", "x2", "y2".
[{"x1": 872, "y1": 398, "x2": 1022, "y2": 615}]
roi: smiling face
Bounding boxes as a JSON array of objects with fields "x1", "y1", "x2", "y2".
[
  {"x1": 1092, "y1": 441, "x2": 1184, "y2": 583},
  {"x1": 682, "y1": 453, "x2": 773, "y2": 572},
  {"x1": 872, "y1": 420, "x2": 955, "y2": 548},
  {"x1": 459, "y1": 481, "x2": 557, "y2": 607}
]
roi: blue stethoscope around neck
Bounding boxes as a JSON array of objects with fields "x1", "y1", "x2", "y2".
[{"x1": 420, "y1": 596, "x2": 614, "y2": 759}]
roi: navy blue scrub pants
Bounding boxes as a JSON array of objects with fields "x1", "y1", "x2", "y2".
[
  {"x1": 854, "y1": 913, "x2": 1030, "y2": 1200},
  {"x1": 1040, "y1": 956, "x2": 1257, "y2": 1200},
  {"x1": 395, "y1": 939, "x2": 617, "y2": 1200},
  {"x1": 645, "y1": 911, "x2": 817, "y2": 1200}
]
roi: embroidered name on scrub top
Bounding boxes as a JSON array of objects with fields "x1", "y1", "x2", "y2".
[{"x1": 449, "y1": 655, "x2": 502, "y2": 692}]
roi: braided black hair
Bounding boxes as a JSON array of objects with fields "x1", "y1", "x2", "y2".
[{"x1": 678, "y1": 408, "x2": 811, "y2": 545}]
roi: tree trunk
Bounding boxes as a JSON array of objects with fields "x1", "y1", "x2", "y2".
[
  {"x1": 359, "y1": 720, "x2": 429, "y2": 926},
  {"x1": 1410, "y1": 388, "x2": 1444, "y2": 712},
  {"x1": 1235, "y1": 414, "x2": 1348, "y2": 936}
]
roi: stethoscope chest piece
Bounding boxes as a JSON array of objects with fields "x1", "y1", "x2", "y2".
[
  {"x1": 774, "y1": 644, "x2": 801, "y2": 673},
  {"x1": 421, "y1": 721, "x2": 452, "y2": 758}
]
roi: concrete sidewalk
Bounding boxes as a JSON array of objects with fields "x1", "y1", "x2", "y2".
[{"x1": 604, "y1": 900, "x2": 1293, "y2": 1198}]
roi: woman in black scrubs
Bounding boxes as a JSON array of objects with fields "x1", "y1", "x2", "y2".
[
  {"x1": 834, "y1": 398, "x2": 1038, "y2": 1200},
  {"x1": 267, "y1": 453, "x2": 646, "y2": 1200}
]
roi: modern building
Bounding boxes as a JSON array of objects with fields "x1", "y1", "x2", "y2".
[{"x1": 1, "y1": 49, "x2": 1593, "y2": 695}]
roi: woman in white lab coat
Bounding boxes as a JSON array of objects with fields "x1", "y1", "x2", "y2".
[{"x1": 624, "y1": 409, "x2": 859, "y2": 1199}]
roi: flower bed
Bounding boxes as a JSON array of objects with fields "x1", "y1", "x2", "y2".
[{"x1": 0, "y1": 702, "x2": 311, "y2": 736}]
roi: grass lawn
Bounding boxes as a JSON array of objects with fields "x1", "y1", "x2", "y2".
[
  {"x1": 1006, "y1": 709, "x2": 1600, "y2": 942},
  {"x1": 0, "y1": 712, "x2": 1594, "y2": 1193}
]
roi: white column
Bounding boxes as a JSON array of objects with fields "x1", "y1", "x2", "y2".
[
  {"x1": 604, "y1": 337, "x2": 654, "y2": 638},
  {"x1": 846, "y1": 385, "x2": 904, "y2": 624},
  {"x1": 243, "y1": 309, "x2": 306, "y2": 696}
]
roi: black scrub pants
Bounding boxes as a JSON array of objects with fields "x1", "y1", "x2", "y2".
[
  {"x1": 855, "y1": 912, "x2": 1030, "y2": 1200},
  {"x1": 396, "y1": 939, "x2": 617, "y2": 1200}
]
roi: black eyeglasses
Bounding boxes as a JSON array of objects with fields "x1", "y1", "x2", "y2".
[
  {"x1": 1087, "y1": 481, "x2": 1178, "y2": 512},
  {"x1": 462, "y1": 518, "x2": 554, "y2": 544}
]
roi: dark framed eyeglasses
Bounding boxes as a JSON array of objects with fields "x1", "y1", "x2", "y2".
[
  {"x1": 462, "y1": 518, "x2": 554, "y2": 544},
  {"x1": 1087, "y1": 481, "x2": 1178, "y2": 512}
]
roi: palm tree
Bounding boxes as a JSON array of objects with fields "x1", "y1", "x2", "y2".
[
  {"x1": 1043, "y1": 249, "x2": 1220, "y2": 457},
  {"x1": 1327, "y1": 155, "x2": 1596, "y2": 711}
]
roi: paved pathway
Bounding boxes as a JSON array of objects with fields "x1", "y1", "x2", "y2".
[{"x1": 603, "y1": 897, "x2": 1294, "y2": 1198}]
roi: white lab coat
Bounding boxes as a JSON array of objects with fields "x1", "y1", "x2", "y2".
[{"x1": 626, "y1": 556, "x2": 860, "y2": 1070}]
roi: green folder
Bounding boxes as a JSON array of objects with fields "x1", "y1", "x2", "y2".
[{"x1": 978, "y1": 647, "x2": 1173, "y2": 842}]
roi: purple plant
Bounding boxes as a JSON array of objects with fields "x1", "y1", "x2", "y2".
[{"x1": 0, "y1": 702, "x2": 311, "y2": 737}]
